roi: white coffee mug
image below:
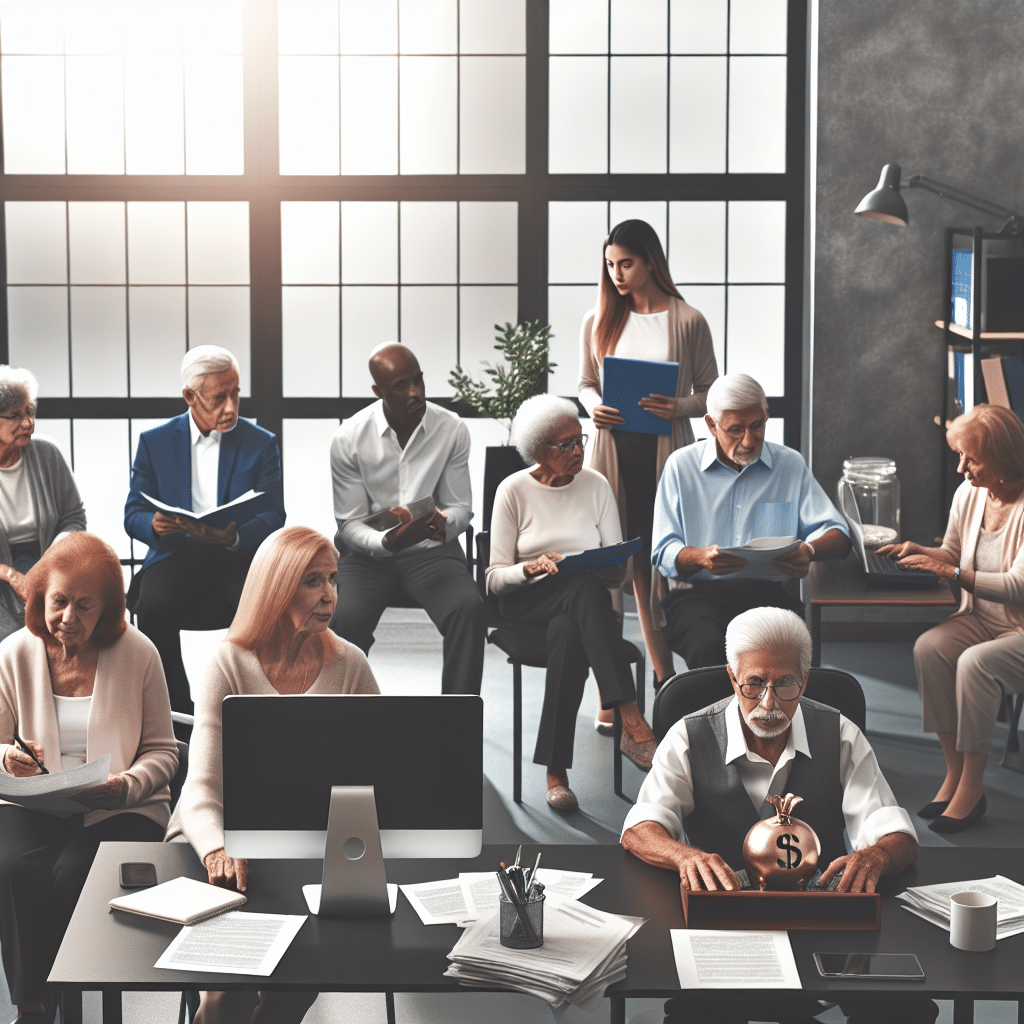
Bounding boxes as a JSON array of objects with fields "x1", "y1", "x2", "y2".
[{"x1": 949, "y1": 891, "x2": 997, "y2": 951}]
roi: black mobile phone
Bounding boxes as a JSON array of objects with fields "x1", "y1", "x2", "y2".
[
  {"x1": 119, "y1": 861, "x2": 158, "y2": 889},
  {"x1": 813, "y1": 953, "x2": 925, "y2": 981}
]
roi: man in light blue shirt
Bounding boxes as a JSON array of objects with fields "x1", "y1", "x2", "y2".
[{"x1": 653, "y1": 373, "x2": 850, "y2": 669}]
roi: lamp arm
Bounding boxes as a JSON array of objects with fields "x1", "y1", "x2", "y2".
[{"x1": 908, "y1": 175, "x2": 1024, "y2": 234}]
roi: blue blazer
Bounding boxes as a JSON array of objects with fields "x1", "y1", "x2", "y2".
[{"x1": 124, "y1": 413, "x2": 286, "y2": 575}]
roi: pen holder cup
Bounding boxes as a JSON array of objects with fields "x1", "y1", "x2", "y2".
[{"x1": 498, "y1": 891, "x2": 544, "y2": 949}]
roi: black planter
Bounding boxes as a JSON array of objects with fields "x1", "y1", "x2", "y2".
[{"x1": 482, "y1": 445, "x2": 526, "y2": 531}]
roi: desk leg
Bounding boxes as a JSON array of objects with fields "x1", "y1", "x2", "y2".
[
  {"x1": 60, "y1": 988, "x2": 83, "y2": 1024},
  {"x1": 385, "y1": 989, "x2": 396, "y2": 1024},
  {"x1": 608, "y1": 995, "x2": 625, "y2": 1024},
  {"x1": 952, "y1": 996, "x2": 974, "y2": 1024},
  {"x1": 811, "y1": 603, "x2": 822, "y2": 667},
  {"x1": 102, "y1": 989, "x2": 123, "y2": 1024}
]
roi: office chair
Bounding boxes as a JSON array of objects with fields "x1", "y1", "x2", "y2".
[
  {"x1": 476, "y1": 531, "x2": 646, "y2": 803},
  {"x1": 653, "y1": 665, "x2": 866, "y2": 742}
]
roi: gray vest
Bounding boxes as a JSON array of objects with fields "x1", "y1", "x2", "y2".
[{"x1": 683, "y1": 697, "x2": 848, "y2": 871}]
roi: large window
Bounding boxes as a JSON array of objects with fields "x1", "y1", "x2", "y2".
[{"x1": 1, "y1": 0, "x2": 806, "y2": 552}]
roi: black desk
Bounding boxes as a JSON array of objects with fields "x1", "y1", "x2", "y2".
[{"x1": 50, "y1": 842, "x2": 1024, "y2": 1024}]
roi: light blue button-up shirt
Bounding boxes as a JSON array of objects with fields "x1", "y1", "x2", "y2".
[{"x1": 652, "y1": 439, "x2": 848, "y2": 582}]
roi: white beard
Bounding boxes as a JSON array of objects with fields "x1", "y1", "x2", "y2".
[{"x1": 744, "y1": 708, "x2": 791, "y2": 739}]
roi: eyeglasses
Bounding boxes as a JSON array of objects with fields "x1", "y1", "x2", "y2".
[
  {"x1": 0, "y1": 405, "x2": 36, "y2": 423},
  {"x1": 549, "y1": 434, "x2": 589, "y2": 453},
  {"x1": 737, "y1": 680, "x2": 802, "y2": 701},
  {"x1": 719, "y1": 420, "x2": 766, "y2": 441}
]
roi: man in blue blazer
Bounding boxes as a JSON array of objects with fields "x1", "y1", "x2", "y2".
[{"x1": 124, "y1": 346, "x2": 286, "y2": 720}]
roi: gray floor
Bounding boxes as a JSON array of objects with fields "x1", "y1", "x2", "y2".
[{"x1": 3, "y1": 608, "x2": 1021, "y2": 1023}]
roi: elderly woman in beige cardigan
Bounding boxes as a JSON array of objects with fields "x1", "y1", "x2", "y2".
[
  {"x1": 0, "y1": 533, "x2": 177, "y2": 1024},
  {"x1": 169, "y1": 525, "x2": 378, "y2": 1024},
  {"x1": 879, "y1": 404, "x2": 1024, "y2": 834},
  {"x1": 578, "y1": 219, "x2": 718, "y2": 702}
]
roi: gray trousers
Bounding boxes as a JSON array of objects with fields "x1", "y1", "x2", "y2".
[
  {"x1": 331, "y1": 539, "x2": 485, "y2": 695},
  {"x1": 913, "y1": 613, "x2": 1024, "y2": 753}
]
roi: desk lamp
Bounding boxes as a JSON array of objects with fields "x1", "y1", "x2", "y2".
[{"x1": 855, "y1": 163, "x2": 1024, "y2": 236}]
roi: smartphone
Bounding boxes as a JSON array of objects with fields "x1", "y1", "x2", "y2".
[
  {"x1": 814, "y1": 953, "x2": 924, "y2": 981},
  {"x1": 119, "y1": 861, "x2": 158, "y2": 889}
]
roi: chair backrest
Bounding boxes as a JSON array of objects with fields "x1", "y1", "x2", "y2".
[{"x1": 653, "y1": 665, "x2": 866, "y2": 742}]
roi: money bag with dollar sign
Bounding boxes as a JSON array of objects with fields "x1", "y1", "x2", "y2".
[{"x1": 742, "y1": 793, "x2": 820, "y2": 891}]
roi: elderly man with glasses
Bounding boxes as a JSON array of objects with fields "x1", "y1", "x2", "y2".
[
  {"x1": 124, "y1": 346, "x2": 285, "y2": 726},
  {"x1": 622, "y1": 607, "x2": 932, "y2": 1024},
  {"x1": 653, "y1": 372, "x2": 851, "y2": 671}
]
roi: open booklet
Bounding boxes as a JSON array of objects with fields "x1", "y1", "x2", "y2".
[
  {"x1": 716, "y1": 537, "x2": 802, "y2": 582},
  {"x1": 361, "y1": 496, "x2": 436, "y2": 532},
  {"x1": 0, "y1": 755, "x2": 110, "y2": 816},
  {"x1": 142, "y1": 489, "x2": 272, "y2": 531}
]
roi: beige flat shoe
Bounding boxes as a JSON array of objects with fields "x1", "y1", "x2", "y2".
[
  {"x1": 619, "y1": 732, "x2": 656, "y2": 772},
  {"x1": 546, "y1": 785, "x2": 579, "y2": 812}
]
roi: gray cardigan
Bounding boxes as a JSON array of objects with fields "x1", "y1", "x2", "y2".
[{"x1": 0, "y1": 438, "x2": 87, "y2": 640}]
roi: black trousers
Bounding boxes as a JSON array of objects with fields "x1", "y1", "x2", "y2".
[
  {"x1": 662, "y1": 578, "x2": 804, "y2": 669},
  {"x1": 0, "y1": 807, "x2": 164, "y2": 1004},
  {"x1": 499, "y1": 573, "x2": 636, "y2": 769},
  {"x1": 332, "y1": 540, "x2": 485, "y2": 696},
  {"x1": 612, "y1": 430, "x2": 659, "y2": 557},
  {"x1": 132, "y1": 540, "x2": 250, "y2": 717},
  {"x1": 662, "y1": 993, "x2": 938, "y2": 1024}
]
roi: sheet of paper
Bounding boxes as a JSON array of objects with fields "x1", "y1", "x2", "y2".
[
  {"x1": 459, "y1": 870, "x2": 602, "y2": 922},
  {"x1": 0, "y1": 755, "x2": 110, "y2": 816},
  {"x1": 155, "y1": 912, "x2": 306, "y2": 976},
  {"x1": 301, "y1": 884, "x2": 397, "y2": 916},
  {"x1": 399, "y1": 878, "x2": 470, "y2": 925},
  {"x1": 670, "y1": 929, "x2": 801, "y2": 989},
  {"x1": 717, "y1": 537, "x2": 801, "y2": 582}
]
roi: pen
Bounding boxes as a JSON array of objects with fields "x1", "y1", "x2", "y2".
[
  {"x1": 495, "y1": 867, "x2": 540, "y2": 946},
  {"x1": 525, "y1": 852, "x2": 542, "y2": 899},
  {"x1": 12, "y1": 730, "x2": 48, "y2": 775}
]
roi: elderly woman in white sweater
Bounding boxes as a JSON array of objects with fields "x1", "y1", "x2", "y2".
[
  {"x1": 0, "y1": 533, "x2": 176, "y2": 1024},
  {"x1": 169, "y1": 525, "x2": 378, "y2": 1024},
  {"x1": 487, "y1": 395, "x2": 657, "y2": 812}
]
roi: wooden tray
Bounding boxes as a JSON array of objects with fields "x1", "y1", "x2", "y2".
[{"x1": 681, "y1": 889, "x2": 880, "y2": 930}]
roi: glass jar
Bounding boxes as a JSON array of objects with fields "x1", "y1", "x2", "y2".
[{"x1": 839, "y1": 457, "x2": 900, "y2": 548}]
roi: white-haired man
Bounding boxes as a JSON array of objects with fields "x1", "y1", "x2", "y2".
[
  {"x1": 329, "y1": 343, "x2": 484, "y2": 695},
  {"x1": 622, "y1": 607, "x2": 933, "y2": 1024},
  {"x1": 653, "y1": 372, "x2": 850, "y2": 670},
  {"x1": 124, "y1": 346, "x2": 285, "y2": 722}
]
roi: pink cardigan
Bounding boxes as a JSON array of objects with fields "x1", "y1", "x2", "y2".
[{"x1": 0, "y1": 624, "x2": 178, "y2": 828}]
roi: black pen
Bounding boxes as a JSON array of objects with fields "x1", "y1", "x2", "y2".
[{"x1": 12, "y1": 730, "x2": 48, "y2": 775}]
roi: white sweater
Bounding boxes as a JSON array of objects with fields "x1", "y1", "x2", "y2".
[{"x1": 486, "y1": 467, "x2": 623, "y2": 596}]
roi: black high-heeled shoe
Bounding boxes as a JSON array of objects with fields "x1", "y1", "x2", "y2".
[
  {"x1": 916, "y1": 799, "x2": 950, "y2": 819},
  {"x1": 928, "y1": 794, "x2": 986, "y2": 833}
]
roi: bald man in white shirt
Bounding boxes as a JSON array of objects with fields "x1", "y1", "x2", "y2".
[{"x1": 329, "y1": 344, "x2": 484, "y2": 695}]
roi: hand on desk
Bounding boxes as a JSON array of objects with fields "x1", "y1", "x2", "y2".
[
  {"x1": 676, "y1": 847, "x2": 742, "y2": 893},
  {"x1": 818, "y1": 847, "x2": 891, "y2": 894},
  {"x1": 205, "y1": 847, "x2": 248, "y2": 892},
  {"x1": 152, "y1": 512, "x2": 238, "y2": 548}
]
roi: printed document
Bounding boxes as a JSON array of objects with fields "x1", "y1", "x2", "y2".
[
  {"x1": 671, "y1": 930, "x2": 801, "y2": 989},
  {"x1": 155, "y1": 912, "x2": 306, "y2": 976},
  {"x1": 719, "y1": 537, "x2": 801, "y2": 582},
  {"x1": 460, "y1": 870, "x2": 602, "y2": 921},
  {"x1": 0, "y1": 755, "x2": 110, "y2": 816},
  {"x1": 398, "y1": 879, "x2": 469, "y2": 925}
]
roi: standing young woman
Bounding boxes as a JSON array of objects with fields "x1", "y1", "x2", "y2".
[{"x1": 578, "y1": 219, "x2": 718, "y2": 707}]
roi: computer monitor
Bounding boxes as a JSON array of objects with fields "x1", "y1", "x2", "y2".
[{"x1": 222, "y1": 694, "x2": 483, "y2": 860}]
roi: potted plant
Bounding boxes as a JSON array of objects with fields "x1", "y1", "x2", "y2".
[{"x1": 449, "y1": 320, "x2": 556, "y2": 530}]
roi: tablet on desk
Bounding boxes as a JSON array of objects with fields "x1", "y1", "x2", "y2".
[{"x1": 814, "y1": 952, "x2": 925, "y2": 981}]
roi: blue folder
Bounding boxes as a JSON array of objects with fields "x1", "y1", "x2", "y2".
[
  {"x1": 555, "y1": 537, "x2": 643, "y2": 578},
  {"x1": 602, "y1": 356, "x2": 679, "y2": 436}
]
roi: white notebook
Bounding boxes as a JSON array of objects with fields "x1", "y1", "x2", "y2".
[{"x1": 109, "y1": 876, "x2": 247, "y2": 925}]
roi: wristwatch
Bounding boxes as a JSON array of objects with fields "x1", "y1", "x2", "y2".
[{"x1": 954, "y1": 566, "x2": 961, "y2": 582}]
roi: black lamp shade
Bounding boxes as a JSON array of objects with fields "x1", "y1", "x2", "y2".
[{"x1": 854, "y1": 163, "x2": 909, "y2": 226}]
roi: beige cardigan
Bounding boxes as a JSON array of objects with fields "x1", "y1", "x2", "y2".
[
  {"x1": 941, "y1": 479, "x2": 1024, "y2": 632},
  {"x1": 168, "y1": 635, "x2": 379, "y2": 862},
  {"x1": 0, "y1": 624, "x2": 178, "y2": 828},
  {"x1": 578, "y1": 295, "x2": 718, "y2": 620}
]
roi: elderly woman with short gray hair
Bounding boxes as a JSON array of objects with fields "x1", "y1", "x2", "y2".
[
  {"x1": 487, "y1": 394, "x2": 657, "y2": 811},
  {"x1": 0, "y1": 366, "x2": 86, "y2": 641}
]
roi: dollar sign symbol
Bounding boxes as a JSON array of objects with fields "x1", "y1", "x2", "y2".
[{"x1": 776, "y1": 833, "x2": 802, "y2": 870}]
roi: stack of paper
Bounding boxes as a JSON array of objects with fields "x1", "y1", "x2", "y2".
[
  {"x1": 897, "y1": 876, "x2": 1024, "y2": 940},
  {"x1": 444, "y1": 894, "x2": 644, "y2": 1011}
]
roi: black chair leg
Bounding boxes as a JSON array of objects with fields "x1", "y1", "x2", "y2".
[{"x1": 513, "y1": 660, "x2": 523, "y2": 803}]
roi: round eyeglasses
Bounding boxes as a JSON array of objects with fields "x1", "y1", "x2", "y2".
[
  {"x1": 737, "y1": 680, "x2": 802, "y2": 701},
  {"x1": 549, "y1": 434, "x2": 589, "y2": 454}
]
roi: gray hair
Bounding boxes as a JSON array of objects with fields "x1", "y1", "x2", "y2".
[
  {"x1": 706, "y1": 373, "x2": 768, "y2": 422},
  {"x1": 0, "y1": 365, "x2": 39, "y2": 415},
  {"x1": 510, "y1": 394, "x2": 580, "y2": 466},
  {"x1": 726, "y1": 607, "x2": 812, "y2": 680},
  {"x1": 181, "y1": 346, "x2": 240, "y2": 391}
]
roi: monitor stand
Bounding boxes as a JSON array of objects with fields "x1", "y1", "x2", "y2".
[{"x1": 318, "y1": 785, "x2": 391, "y2": 918}]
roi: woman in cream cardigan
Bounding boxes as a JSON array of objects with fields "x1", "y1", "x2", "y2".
[
  {"x1": 170, "y1": 525, "x2": 378, "y2": 1024},
  {"x1": 879, "y1": 404, "x2": 1024, "y2": 834},
  {"x1": 578, "y1": 220, "x2": 718, "y2": 700},
  {"x1": 0, "y1": 533, "x2": 177, "y2": 1024}
]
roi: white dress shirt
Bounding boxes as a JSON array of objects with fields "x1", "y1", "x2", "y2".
[
  {"x1": 188, "y1": 412, "x2": 239, "y2": 550},
  {"x1": 331, "y1": 401, "x2": 472, "y2": 557},
  {"x1": 622, "y1": 698, "x2": 915, "y2": 852}
]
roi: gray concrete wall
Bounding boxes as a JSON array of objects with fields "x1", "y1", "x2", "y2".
[{"x1": 813, "y1": 0, "x2": 1024, "y2": 542}]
